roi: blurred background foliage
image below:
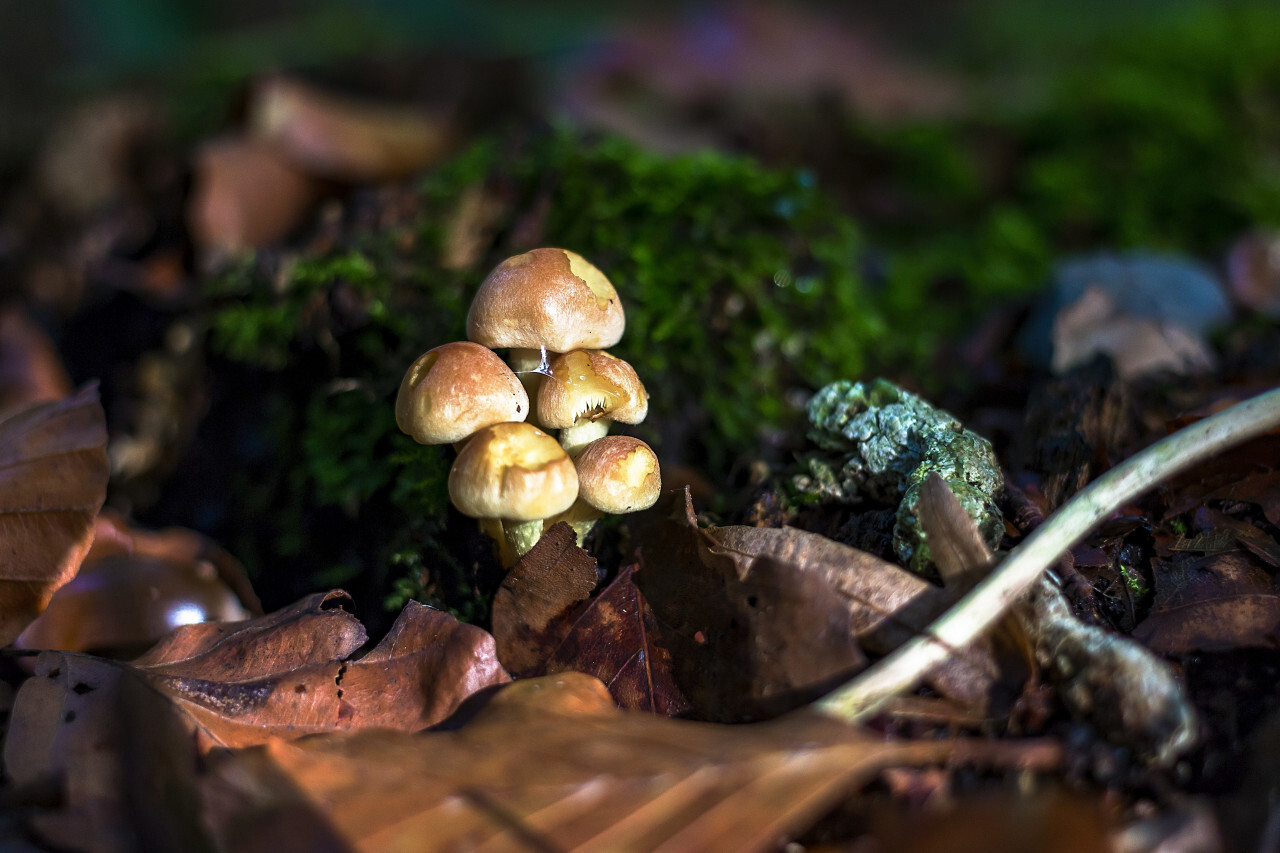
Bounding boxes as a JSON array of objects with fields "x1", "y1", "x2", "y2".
[{"x1": 9, "y1": 0, "x2": 1280, "y2": 624}]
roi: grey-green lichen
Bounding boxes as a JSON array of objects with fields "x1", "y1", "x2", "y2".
[{"x1": 795, "y1": 378, "x2": 1004, "y2": 573}]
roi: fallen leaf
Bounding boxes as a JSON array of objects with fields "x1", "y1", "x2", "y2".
[
  {"x1": 636, "y1": 485, "x2": 1024, "y2": 718},
  {"x1": 560, "y1": 1, "x2": 963, "y2": 155},
  {"x1": 1132, "y1": 552, "x2": 1280, "y2": 653},
  {"x1": 15, "y1": 554, "x2": 251, "y2": 655},
  {"x1": 4, "y1": 650, "x2": 213, "y2": 853},
  {"x1": 33, "y1": 94, "x2": 164, "y2": 219},
  {"x1": 873, "y1": 788, "x2": 1114, "y2": 853},
  {"x1": 132, "y1": 593, "x2": 510, "y2": 749},
  {"x1": 491, "y1": 524, "x2": 691, "y2": 714},
  {"x1": 17, "y1": 512, "x2": 259, "y2": 654},
  {"x1": 1051, "y1": 285, "x2": 1216, "y2": 380},
  {"x1": 541, "y1": 564, "x2": 692, "y2": 715},
  {"x1": 1193, "y1": 507, "x2": 1280, "y2": 568},
  {"x1": 0, "y1": 385, "x2": 108, "y2": 646},
  {"x1": 249, "y1": 75, "x2": 456, "y2": 182},
  {"x1": 0, "y1": 306, "x2": 72, "y2": 416},
  {"x1": 187, "y1": 135, "x2": 318, "y2": 255},
  {"x1": 1227, "y1": 228, "x2": 1280, "y2": 317},
  {"x1": 491, "y1": 522, "x2": 599, "y2": 676},
  {"x1": 3, "y1": 593, "x2": 513, "y2": 847},
  {"x1": 1202, "y1": 469, "x2": 1280, "y2": 527},
  {"x1": 202, "y1": 672, "x2": 1063, "y2": 853},
  {"x1": 635, "y1": 490, "x2": 883, "y2": 720}
]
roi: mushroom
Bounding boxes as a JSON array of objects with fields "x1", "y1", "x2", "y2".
[
  {"x1": 549, "y1": 435, "x2": 661, "y2": 545},
  {"x1": 449, "y1": 421, "x2": 579, "y2": 561},
  {"x1": 466, "y1": 248, "x2": 625, "y2": 403},
  {"x1": 537, "y1": 350, "x2": 649, "y2": 455},
  {"x1": 395, "y1": 341, "x2": 529, "y2": 447}
]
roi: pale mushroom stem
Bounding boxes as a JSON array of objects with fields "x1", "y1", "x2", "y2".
[
  {"x1": 509, "y1": 347, "x2": 550, "y2": 419},
  {"x1": 559, "y1": 418, "x2": 613, "y2": 457},
  {"x1": 504, "y1": 519, "x2": 546, "y2": 563},
  {"x1": 545, "y1": 499, "x2": 605, "y2": 546}
]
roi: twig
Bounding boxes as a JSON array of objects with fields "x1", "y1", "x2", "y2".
[{"x1": 815, "y1": 385, "x2": 1280, "y2": 723}]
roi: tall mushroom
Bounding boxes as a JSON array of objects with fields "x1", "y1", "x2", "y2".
[
  {"x1": 466, "y1": 248, "x2": 625, "y2": 405},
  {"x1": 537, "y1": 350, "x2": 648, "y2": 455},
  {"x1": 449, "y1": 421, "x2": 580, "y2": 561}
]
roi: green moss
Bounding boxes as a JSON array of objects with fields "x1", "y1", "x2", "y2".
[{"x1": 479, "y1": 133, "x2": 884, "y2": 463}]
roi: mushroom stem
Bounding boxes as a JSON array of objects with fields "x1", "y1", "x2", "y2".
[
  {"x1": 545, "y1": 499, "x2": 606, "y2": 546},
  {"x1": 503, "y1": 519, "x2": 546, "y2": 563},
  {"x1": 559, "y1": 418, "x2": 613, "y2": 457},
  {"x1": 479, "y1": 518, "x2": 515, "y2": 566},
  {"x1": 509, "y1": 348, "x2": 549, "y2": 418}
]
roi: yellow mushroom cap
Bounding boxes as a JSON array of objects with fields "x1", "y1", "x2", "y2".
[
  {"x1": 395, "y1": 341, "x2": 529, "y2": 444},
  {"x1": 449, "y1": 422, "x2": 579, "y2": 521},
  {"x1": 466, "y1": 248, "x2": 625, "y2": 353},
  {"x1": 537, "y1": 350, "x2": 649, "y2": 429},
  {"x1": 574, "y1": 435, "x2": 662, "y2": 514}
]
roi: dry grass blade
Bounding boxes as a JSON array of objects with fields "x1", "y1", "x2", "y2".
[
  {"x1": 204, "y1": 673, "x2": 1061, "y2": 853},
  {"x1": 0, "y1": 384, "x2": 108, "y2": 645}
]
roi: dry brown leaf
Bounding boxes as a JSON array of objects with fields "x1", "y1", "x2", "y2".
[
  {"x1": 128, "y1": 592, "x2": 510, "y2": 749},
  {"x1": 187, "y1": 135, "x2": 318, "y2": 255},
  {"x1": 872, "y1": 788, "x2": 1114, "y2": 853},
  {"x1": 249, "y1": 75, "x2": 456, "y2": 182},
  {"x1": 4, "y1": 595, "x2": 512, "y2": 848},
  {"x1": 4, "y1": 650, "x2": 213, "y2": 853},
  {"x1": 17, "y1": 511, "x2": 259, "y2": 653},
  {"x1": 1051, "y1": 285, "x2": 1216, "y2": 380},
  {"x1": 492, "y1": 522, "x2": 599, "y2": 676},
  {"x1": 0, "y1": 306, "x2": 72, "y2": 416},
  {"x1": 634, "y1": 490, "x2": 873, "y2": 719},
  {"x1": 1132, "y1": 552, "x2": 1280, "y2": 653},
  {"x1": 542, "y1": 563, "x2": 692, "y2": 715},
  {"x1": 0, "y1": 384, "x2": 108, "y2": 646},
  {"x1": 492, "y1": 524, "x2": 690, "y2": 714},
  {"x1": 633, "y1": 489, "x2": 1018, "y2": 719},
  {"x1": 203, "y1": 672, "x2": 1061, "y2": 853},
  {"x1": 1202, "y1": 469, "x2": 1280, "y2": 527}
]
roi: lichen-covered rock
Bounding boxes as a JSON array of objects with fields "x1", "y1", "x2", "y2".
[{"x1": 795, "y1": 378, "x2": 1004, "y2": 572}]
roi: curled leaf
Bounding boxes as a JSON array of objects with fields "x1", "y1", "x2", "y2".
[{"x1": 0, "y1": 384, "x2": 108, "y2": 646}]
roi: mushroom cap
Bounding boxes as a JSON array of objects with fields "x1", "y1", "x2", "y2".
[
  {"x1": 395, "y1": 341, "x2": 529, "y2": 445},
  {"x1": 575, "y1": 435, "x2": 662, "y2": 514},
  {"x1": 537, "y1": 350, "x2": 649, "y2": 429},
  {"x1": 466, "y1": 248, "x2": 625, "y2": 353},
  {"x1": 449, "y1": 422, "x2": 579, "y2": 521}
]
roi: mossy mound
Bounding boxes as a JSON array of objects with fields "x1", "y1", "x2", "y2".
[{"x1": 200, "y1": 129, "x2": 889, "y2": 621}]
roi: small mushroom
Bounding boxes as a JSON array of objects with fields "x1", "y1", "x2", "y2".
[
  {"x1": 395, "y1": 341, "x2": 529, "y2": 447},
  {"x1": 466, "y1": 248, "x2": 625, "y2": 402},
  {"x1": 549, "y1": 435, "x2": 661, "y2": 545},
  {"x1": 449, "y1": 421, "x2": 579, "y2": 562},
  {"x1": 538, "y1": 350, "x2": 648, "y2": 455}
]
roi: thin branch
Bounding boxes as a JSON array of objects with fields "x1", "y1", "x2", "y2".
[{"x1": 815, "y1": 385, "x2": 1280, "y2": 723}]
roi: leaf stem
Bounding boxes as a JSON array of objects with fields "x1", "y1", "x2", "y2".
[{"x1": 815, "y1": 385, "x2": 1280, "y2": 723}]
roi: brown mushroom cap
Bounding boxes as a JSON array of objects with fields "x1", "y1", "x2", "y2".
[
  {"x1": 574, "y1": 436, "x2": 661, "y2": 514},
  {"x1": 466, "y1": 248, "x2": 625, "y2": 353},
  {"x1": 395, "y1": 341, "x2": 529, "y2": 444},
  {"x1": 537, "y1": 350, "x2": 649, "y2": 429},
  {"x1": 449, "y1": 422, "x2": 579, "y2": 521}
]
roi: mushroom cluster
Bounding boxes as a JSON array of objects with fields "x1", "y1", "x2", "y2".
[{"x1": 396, "y1": 248, "x2": 661, "y2": 565}]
